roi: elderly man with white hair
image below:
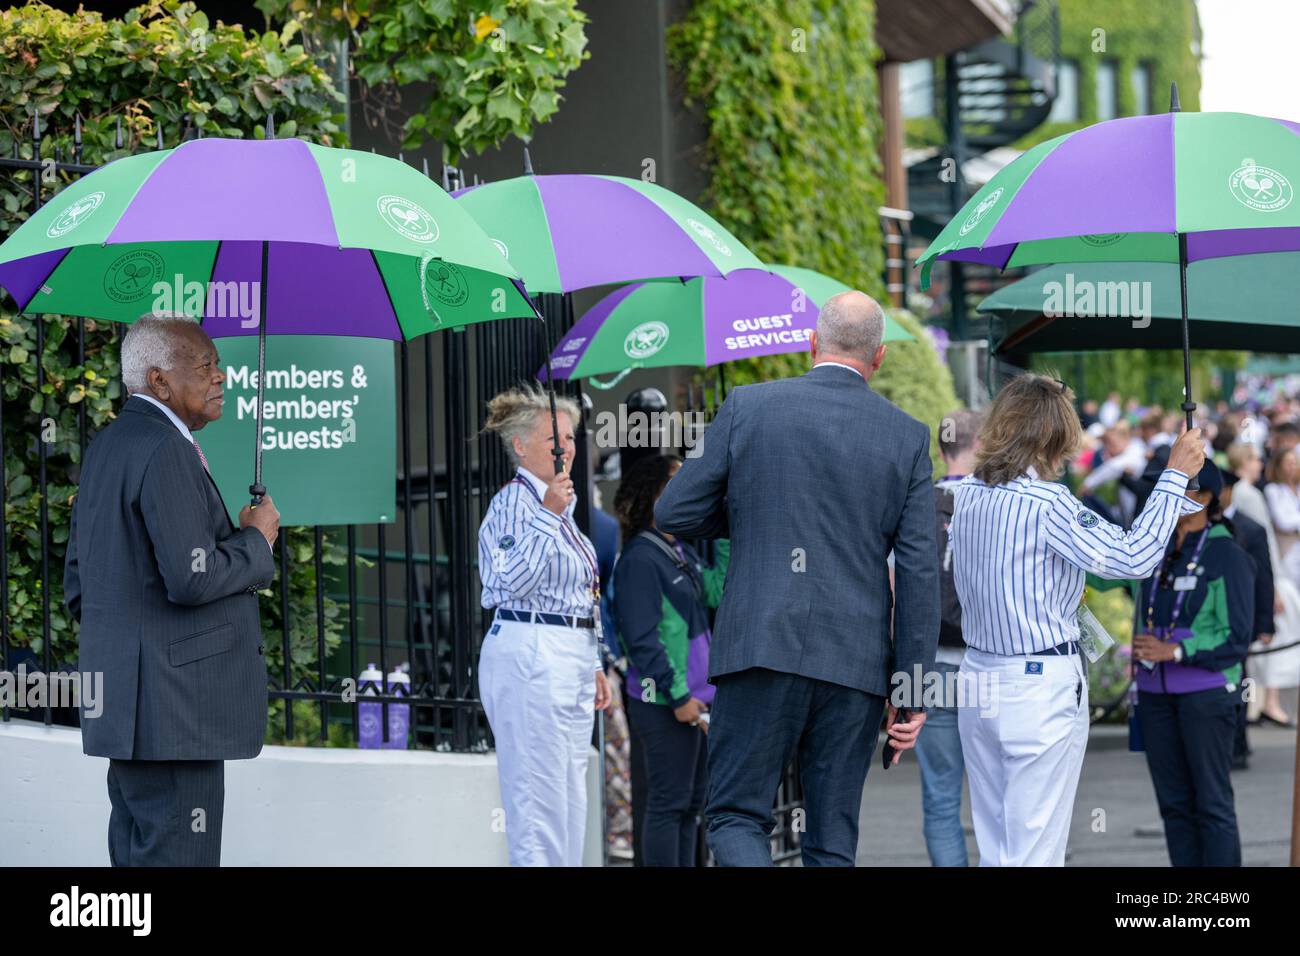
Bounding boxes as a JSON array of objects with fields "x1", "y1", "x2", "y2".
[
  {"x1": 656, "y1": 291, "x2": 939, "y2": 866},
  {"x1": 64, "y1": 313, "x2": 280, "y2": 866}
]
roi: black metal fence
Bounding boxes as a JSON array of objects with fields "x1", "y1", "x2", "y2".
[{"x1": 0, "y1": 119, "x2": 574, "y2": 756}]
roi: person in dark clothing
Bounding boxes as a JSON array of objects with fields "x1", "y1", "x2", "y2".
[
  {"x1": 1091, "y1": 461, "x2": 1254, "y2": 866},
  {"x1": 1220, "y1": 471, "x2": 1276, "y2": 770},
  {"x1": 612, "y1": 455, "x2": 729, "y2": 866},
  {"x1": 918, "y1": 408, "x2": 981, "y2": 867}
]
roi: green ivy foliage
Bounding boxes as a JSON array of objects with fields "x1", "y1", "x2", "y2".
[
  {"x1": 1, "y1": 0, "x2": 347, "y2": 678},
  {"x1": 1015, "y1": 0, "x2": 1201, "y2": 151},
  {"x1": 669, "y1": 0, "x2": 959, "y2": 465},
  {"x1": 256, "y1": 0, "x2": 588, "y2": 161}
]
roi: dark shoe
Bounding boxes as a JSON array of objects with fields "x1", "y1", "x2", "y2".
[{"x1": 1260, "y1": 711, "x2": 1297, "y2": 729}]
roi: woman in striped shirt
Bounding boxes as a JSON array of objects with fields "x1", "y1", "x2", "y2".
[
  {"x1": 477, "y1": 386, "x2": 612, "y2": 866},
  {"x1": 948, "y1": 373, "x2": 1204, "y2": 866}
]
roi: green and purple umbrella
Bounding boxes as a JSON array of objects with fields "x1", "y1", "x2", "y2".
[
  {"x1": 918, "y1": 91, "x2": 1300, "y2": 425},
  {"x1": 545, "y1": 266, "x2": 913, "y2": 380},
  {"x1": 453, "y1": 173, "x2": 765, "y2": 293},
  {"x1": 0, "y1": 136, "x2": 536, "y2": 500}
]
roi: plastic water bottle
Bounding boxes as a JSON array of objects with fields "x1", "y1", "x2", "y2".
[
  {"x1": 358, "y1": 663, "x2": 384, "y2": 749},
  {"x1": 383, "y1": 663, "x2": 411, "y2": 750}
]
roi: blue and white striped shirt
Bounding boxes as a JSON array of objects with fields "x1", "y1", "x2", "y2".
[
  {"x1": 949, "y1": 466, "x2": 1202, "y2": 656},
  {"x1": 478, "y1": 466, "x2": 599, "y2": 621}
]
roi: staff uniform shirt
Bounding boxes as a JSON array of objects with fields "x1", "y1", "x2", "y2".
[
  {"x1": 613, "y1": 534, "x2": 729, "y2": 708},
  {"x1": 1090, "y1": 523, "x2": 1254, "y2": 693},
  {"x1": 951, "y1": 466, "x2": 1202, "y2": 655},
  {"x1": 478, "y1": 466, "x2": 602, "y2": 667}
]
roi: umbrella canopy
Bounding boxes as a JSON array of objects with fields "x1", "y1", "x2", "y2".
[
  {"x1": 0, "y1": 136, "x2": 538, "y2": 502},
  {"x1": 917, "y1": 111, "x2": 1300, "y2": 284},
  {"x1": 453, "y1": 173, "x2": 765, "y2": 293},
  {"x1": 545, "y1": 265, "x2": 913, "y2": 380},
  {"x1": 0, "y1": 137, "x2": 536, "y2": 337},
  {"x1": 978, "y1": 256, "x2": 1300, "y2": 356}
]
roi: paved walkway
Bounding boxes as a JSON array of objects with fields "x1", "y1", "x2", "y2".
[{"x1": 856, "y1": 693, "x2": 1298, "y2": 867}]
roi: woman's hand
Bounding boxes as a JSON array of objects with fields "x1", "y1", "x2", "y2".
[
  {"x1": 1167, "y1": 427, "x2": 1205, "y2": 477},
  {"x1": 1133, "y1": 633, "x2": 1179, "y2": 662},
  {"x1": 594, "y1": 669, "x2": 612, "y2": 711},
  {"x1": 542, "y1": 467, "x2": 575, "y2": 516},
  {"x1": 673, "y1": 697, "x2": 707, "y2": 726}
]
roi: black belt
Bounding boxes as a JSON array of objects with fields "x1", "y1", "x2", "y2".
[
  {"x1": 496, "y1": 608, "x2": 595, "y2": 629},
  {"x1": 1033, "y1": 640, "x2": 1079, "y2": 656}
]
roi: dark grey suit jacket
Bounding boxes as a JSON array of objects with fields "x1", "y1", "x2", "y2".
[
  {"x1": 64, "y1": 395, "x2": 274, "y2": 760},
  {"x1": 655, "y1": 364, "x2": 939, "y2": 697}
]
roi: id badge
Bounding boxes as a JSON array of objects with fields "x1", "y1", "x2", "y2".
[
  {"x1": 1172, "y1": 575, "x2": 1197, "y2": 592},
  {"x1": 1076, "y1": 603, "x2": 1116, "y2": 664}
]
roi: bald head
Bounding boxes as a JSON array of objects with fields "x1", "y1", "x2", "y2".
[{"x1": 813, "y1": 290, "x2": 886, "y2": 373}]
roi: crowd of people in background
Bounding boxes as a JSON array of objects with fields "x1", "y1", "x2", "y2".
[{"x1": 1077, "y1": 385, "x2": 1300, "y2": 734}]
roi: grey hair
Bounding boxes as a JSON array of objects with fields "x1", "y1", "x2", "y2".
[
  {"x1": 816, "y1": 291, "x2": 885, "y2": 363},
  {"x1": 483, "y1": 384, "x2": 581, "y2": 465},
  {"x1": 120, "y1": 313, "x2": 200, "y2": 393}
]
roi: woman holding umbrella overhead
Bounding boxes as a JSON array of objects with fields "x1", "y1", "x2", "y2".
[
  {"x1": 478, "y1": 385, "x2": 612, "y2": 867},
  {"x1": 949, "y1": 373, "x2": 1205, "y2": 866}
]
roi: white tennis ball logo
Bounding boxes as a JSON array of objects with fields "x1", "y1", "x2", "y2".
[
  {"x1": 624, "y1": 321, "x2": 670, "y2": 360},
  {"x1": 1229, "y1": 162, "x2": 1293, "y2": 212},
  {"x1": 959, "y1": 187, "x2": 1003, "y2": 236}
]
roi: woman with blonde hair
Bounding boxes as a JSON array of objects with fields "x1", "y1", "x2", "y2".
[
  {"x1": 949, "y1": 373, "x2": 1205, "y2": 866},
  {"x1": 477, "y1": 385, "x2": 612, "y2": 866}
]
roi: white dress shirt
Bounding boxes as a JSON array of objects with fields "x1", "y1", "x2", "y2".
[
  {"x1": 812, "y1": 361, "x2": 865, "y2": 379},
  {"x1": 478, "y1": 466, "x2": 602, "y2": 667},
  {"x1": 950, "y1": 466, "x2": 1202, "y2": 655}
]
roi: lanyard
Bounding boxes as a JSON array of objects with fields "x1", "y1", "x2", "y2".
[
  {"x1": 1144, "y1": 526, "x2": 1209, "y2": 635},
  {"x1": 508, "y1": 475, "x2": 600, "y2": 599}
]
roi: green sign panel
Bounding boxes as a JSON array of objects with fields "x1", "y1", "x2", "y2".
[{"x1": 201, "y1": 335, "x2": 396, "y2": 526}]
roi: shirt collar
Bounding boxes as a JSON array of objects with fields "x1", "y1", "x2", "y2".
[
  {"x1": 132, "y1": 392, "x2": 195, "y2": 444},
  {"x1": 812, "y1": 361, "x2": 865, "y2": 380},
  {"x1": 1025, "y1": 465, "x2": 1040, "y2": 480},
  {"x1": 517, "y1": 465, "x2": 575, "y2": 518}
]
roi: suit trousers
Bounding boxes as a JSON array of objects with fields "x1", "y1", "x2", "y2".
[
  {"x1": 479, "y1": 618, "x2": 598, "y2": 866},
  {"x1": 704, "y1": 666, "x2": 886, "y2": 867},
  {"x1": 106, "y1": 759, "x2": 225, "y2": 866},
  {"x1": 958, "y1": 645, "x2": 1088, "y2": 866}
]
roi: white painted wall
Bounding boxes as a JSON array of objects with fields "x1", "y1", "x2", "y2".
[{"x1": 0, "y1": 720, "x2": 603, "y2": 866}]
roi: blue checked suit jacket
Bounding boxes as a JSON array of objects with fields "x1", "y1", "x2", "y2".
[
  {"x1": 64, "y1": 395, "x2": 274, "y2": 760},
  {"x1": 655, "y1": 364, "x2": 939, "y2": 697}
]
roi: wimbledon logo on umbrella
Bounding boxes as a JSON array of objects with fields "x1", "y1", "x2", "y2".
[
  {"x1": 624, "y1": 321, "x2": 670, "y2": 360},
  {"x1": 377, "y1": 195, "x2": 440, "y2": 243},
  {"x1": 46, "y1": 191, "x2": 106, "y2": 239},
  {"x1": 958, "y1": 187, "x2": 1003, "y2": 236},
  {"x1": 1229, "y1": 161, "x2": 1293, "y2": 212}
]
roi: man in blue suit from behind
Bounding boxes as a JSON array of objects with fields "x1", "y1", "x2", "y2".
[
  {"x1": 655, "y1": 291, "x2": 939, "y2": 866},
  {"x1": 64, "y1": 314, "x2": 280, "y2": 866}
]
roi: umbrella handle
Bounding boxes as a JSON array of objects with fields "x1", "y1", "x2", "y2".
[{"x1": 250, "y1": 482, "x2": 266, "y2": 507}]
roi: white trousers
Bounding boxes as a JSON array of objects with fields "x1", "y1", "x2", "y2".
[
  {"x1": 958, "y1": 645, "x2": 1089, "y2": 866},
  {"x1": 478, "y1": 618, "x2": 597, "y2": 867}
]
